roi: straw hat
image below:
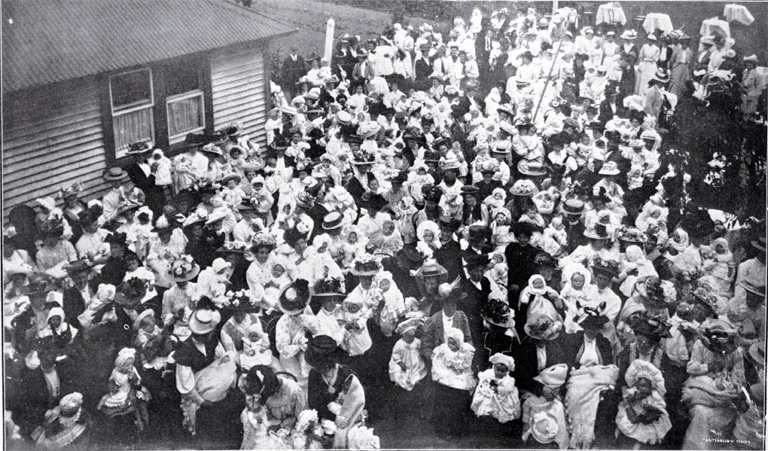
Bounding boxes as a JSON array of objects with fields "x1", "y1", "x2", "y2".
[
  {"x1": 103, "y1": 167, "x2": 128, "y2": 181},
  {"x1": 349, "y1": 255, "x2": 383, "y2": 277},
  {"x1": 189, "y1": 309, "x2": 221, "y2": 335},
  {"x1": 304, "y1": 335, "x2": 348, "y2": 367},
  {"x1": 168, "y1": 256, "x2": 201, "y2": 282},
  {"x1": 598, "y1": 161, "x2": 620, "y2": 175},
  {"x1": 518, "y1": 160, "x2": 547, "y2": 177}
]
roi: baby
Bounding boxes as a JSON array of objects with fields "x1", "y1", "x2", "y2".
[
  {"x1": 560, "y1": 265, "x2": 593, "y2": 334},
  {"x1": 395, "y1": 197, "x2": 419, "y2": 245},
  {"x1": 702, "y1": 238, "x2": 735, "y2": 295},
  {"x1": 151, "y1": 149, "x2": 173, "y2": 188},
  {"x1": 521, "y1": 364, "x2": 570, "y2": 448},
  {"x1": 664, "y1": 303, "x2": 700, "y2": 366},
  {"x1": 615, "y1": 360, "x2": 672, "y2": 446},
  {"x1": 379, "y1": 221, "x2": 404, "y2": 257},
  {"x1": 520, "y1": 274, "x2": 562, "y2": 312},
  {"x1": 416, "y1": 221, "x2": 441, "y2": 259},
  {"x1": 519, "y1": 200, "x2": 546, "y2": 229},
  {"x1": 619, "y1": 245, "x2": 658, "y2": 298},
  {"x1": 431, "y1": 328, "x2": 476, "y2": 391},
  {"x1": 239, "y1": 324, "x2": 273, "y2": 371},
  {"x1": 406, "y1": 164, "x2": 434, "y2": 203},
  {"x1": 133, "y1": 310, "x2": 174, "y2": 371},
  {"x1": 341, "y1": 226, "x2": 366, "y2": 271},
  {"x1": 123, "y1": 256, "x2": 157, "y2": 297},
  {"x1": 491, "y1": 209, "x2": 515, "y2": 251},
  {"x1": 389, "y1": 318, "x2": 427, "y2": 391},
  {"x1": 539, "y1": 215, "x2": 568, "y2": 257},
  {"x1": 339, "y1": 297, "x2": 372, "y2": 357},
  {"x1": 373, "y1": 271, "x2": 405, "y2": 337},
  {"x1": 488, "y1": 253, "x2": 509, "y2": 298},
  {"x1": 127, "y1": 207, "x2": 154, "y2": 260},
  {"x1": 471, "y1": 353, "x2": 521, "y2": 424},
  {"x1": 98, "y1": 348, "x2": 148, "y2": 429},
  {"x1": 483, "y1": 188, "x2": 507, "y2": 220},
  {"x1": 221, "y1": 175, "x2": 247, "y2": 211},
  {"x1": 627, "y1": 166, "x2": 644, "y2": 190}
]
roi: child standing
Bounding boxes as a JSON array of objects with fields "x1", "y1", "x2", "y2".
[
  {"x1": 471, "y1": 353, "x2": 521, "y2": 424},
  {"x1": 151, "y1": 149, "x2": 173, "y2": 198},
  {"x1": 373, "y1": 271, "x2": 405, "y2": 337},
  {"x1": 521, "y1": 364, "x2": 570, "y2": 449},
  {"x1": 339, "y1": 297, "x2": 372, "y2": 358},
  {"x1": 615, "y1": 360, "x2": 672, "y2": 447},
  {"x1": 97, "y1": 347, "x2": 150, "y2": 431},
  {"x1": 559, "y1": 265, "x2": 593, "y2": 333},
  {"x1": 389, "y1": 318, "x2": 427, "y2": 391},
  {"x1": 430, "y1": 328, "x2": 476, "y2": 438}
]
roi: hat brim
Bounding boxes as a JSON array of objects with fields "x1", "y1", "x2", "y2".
[
  {"x1": 524, "y1": 326, "x2": 561, "y2": 341},
  {"x1": 350, "y1": 268, "x2": 381, "y2": 277},
  {"x1": 189, "y1": 320, "x2": 217, "y2": 335},
  {"x1": 483, "y1": 315, "x2": 515, "y2": 329},
  {"x1": 322, "y1": 222, "x2": 344, "y2": 230},
  {"x1": 750, "y1": 240, "x2": 766, "y2": 252},
  {"x1": 304, "y1": 344, "x2": 348, "y2": 368},
  {"x1": 169, "y1": 264, "x2": 201, "y2": 282},
  {"x1": 104, "y1": 171, "x2": 128, "y2": 181}
]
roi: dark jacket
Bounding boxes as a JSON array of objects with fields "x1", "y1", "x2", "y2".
[
  {"x1": 433, "y1": 239, "x2": 463, "y2": 281},
  {"x1": 420, "y1": 310, "x2": 473, "y2": 361},
  {"x1": 566, "y1": 331, "x2": 613, "y2": 369},
  {"x1": 511, "y1": 334, "x2": 572, "y2": 397}
]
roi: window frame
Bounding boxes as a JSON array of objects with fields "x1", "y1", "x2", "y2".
[
  {"x1": 108, "y1": 67, "x2": 156, "y2": 158},
  {"x1": 165, "y1": 89, "x2": 206, "y2": 145}
]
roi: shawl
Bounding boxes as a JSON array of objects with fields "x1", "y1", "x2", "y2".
[
  {"x1": 682, "y1": 375, "x2": 741, "y2": 409},
  {"x1": 565, "y1": 364, "x2": 619, "y2": 449}
]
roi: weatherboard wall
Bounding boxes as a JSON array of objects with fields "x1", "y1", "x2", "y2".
[
  {"x1": 210, "y1": 43, "x2": 269, "y2": 147},
  {"x1": 2, "y1": 77, "x2": 110, "y2": 222}
]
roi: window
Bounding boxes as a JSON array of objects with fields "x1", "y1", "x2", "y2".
[
  {"x1": 110, "y1": 68, "x2": 154, "y2": 158},
  {"x1": 166, "y1": 66, "x2": 205, "y2": 144}
]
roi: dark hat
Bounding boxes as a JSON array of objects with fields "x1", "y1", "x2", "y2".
[
  {"x1": 362, "y1": 193, "x2": 387, "y2": 211},
  {"x1": 185, "y1": 132, "x2": 208, "y2": 148},
  {"x1": 65, "y1": 258, "x2": 94, "y2": 275},
  {"x1": 127, "y1": 140, "x2": 152, "y2": 155},
  {"x1": 304, "y1": 335, "x2": 348, "y2": 368},
  {"x1": 432, "y1": 137, "x2": 451, "y2": 150},
  {"x1": 591, "y1": 257, "x2": 620, "y2": 277},
  {"x1": 396, "y1": 247, "x2": 425, "y2": 271},
  {"x1": 465, "y1": 253, "x2": 490, "y2": 269},
  {"x1": 461, "y1": 185, "x2": 479, "y2": 196},
  {"x1": 635, "y1": 276, "x2": 670, "y2": 309},
  {"x1": 115, "y1": 277, "x2": 148, "y2": 307},
  {"x1": 631, "y1": 313, "x2": 672, "y2": 341},
  {"x1": 511, "y1": 221, "x2": 539, "y2": 237},
  {"x1": 283, "y1": 226, "x2": 309, "y2": 247},
  {"x1": 438, "y1": 218, "x2": 462, "y2": 232},
  {"x1": 311, "y1": 277, "x2": 346, "y2": 298},
  {"x1": 534, "y1": 252, "x2": 557, "y2": 269},
  {"x1": 422, "y1": 184, "x2": 442, "y2": 203},
  {"x1": 346, "y1": 134, "x2": 364, "y2": 145},
  {"x1": 388, "y1": 171, "x2": 408, "y2": 185},
  {"x1": 279, "y1": 279, "x2": 311, "y2": 315},
  {"x1": 269, "y1": 134, "x2": 290, "y2": 150},
  {"x1": 104, "y1": 232, "x2": 127, "y2": 245},
  {"x1": 468, "y1": 224, "x2": 492, "y2": 240},
  {"x1": 423, "y1": 150, "x2": 441, "y2": 163},
  {"x1": 577, "y1": 303, "x2": 610, "y2": 329}
]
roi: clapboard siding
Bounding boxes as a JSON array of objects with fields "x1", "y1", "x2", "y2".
[
  {"x1": 210, "y1": 44, "x2": 267, "y2": 147},
  {"x1": 2, "y1": 77, "x2": 110, "y2": 222}
]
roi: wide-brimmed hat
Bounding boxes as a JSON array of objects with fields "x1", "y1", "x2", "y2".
[
  {"x1": 350, "y1": 255, "x2": 383, "y2": 277},
  {"x1": 295, "y1": 192, "x2": 316, "y2": 210},
  {"x1": 304, "y1": 335, "x2": 348, "y2": 368},
  {"x1": 497, "y1": 105, "x2": 515, "y2": 118},
  {"x1": 133, "y1": 309, "x2": 156, "y2": 330},
  {"x1": 64, "y1": 258, "x2": 94, "y2": 275},
  {"x1": 350, "y1": 150, "x2": 376, "y2": 166},
  {"x1": 635, "y1": 276, "x2": 670, "y2": 308},
  {"x1": 115, "y1": 277, "x2": 149, "y2": 306},
  {"x1": 617, "y1": 226, "x2": 648, "y2": 243},
  {"x1": 561, "y1": 198, "x2": 585, "y2": 216},
  {"x1": 321, "y1": 212, "x2": 344, "y2": 230},
  {"x1": 205, "y1": 208, "x2": 230, "y2": 226},
  {"x1": 104, "y1": 231, "x2": 128, "y2": 245},
  {"x1": 691, "y1": 287, "x2": 719, "y2": 312},
  {"x1": 583, "y1": 225, "x2": 612, "y2": 240},
  {"x1": 103, "y1": 167, "x2": 128, "y2": 181},
  {"x1": 221, "y1": 173, "x2": 241, "y2": 186},
  {"x1": 311, "y1": 277, "x2": 346, "y2": 298},
  {"x1": 651, "y1": 68, "x2": 670, "y2": 84},
  {"x1": 168, "y1": 256, "x2": 200, "y2": 282},
  {"x1": 432, "y1": 137, "x2": 451, "y2": 150},
  {"x1": 631, "y1": 312, "x2": 672, "y2": 341},
  {"x1": 509, "y1": 179, "x2": 538, "y2": 197},
  {"x1": 362, "y1": 193, "x2": 387, "y2": 211},
  {"x1": 396, "y1": 247, "x2": 424, "y2": 271},
  {"x1": 518, "y1": 160, "x2": 547, "y2": 177},
  {"x1": 591, "y1": 257, "x2": 620, "y2": 277},
  {"x1": 440, "y1": 156, "x2": 461, "y2": 171},
  {"x1": 189, "y1": 309, "x2": 221, "y2": 335},
  {"x1": 127, "y1": 140, "x2": 152, "y2": 155},
  {"x1": 279, "y1": 279, "x2": 311, "y2": 315},
  {"x1": 577, "y1": 305, "x2": 610, "y2": 329},
  {"x1": 598, "y1": 161, "x2": 620, "y2": 175},
  {"x1": 58, "y1": 182, "x2": 83, "y2": 200},
  {"x1": 482, "y1": 296, "x2": 516, "y2": 329},
  {"x1": 621, "y1": 29, "x2": 638, "y2": 40}
]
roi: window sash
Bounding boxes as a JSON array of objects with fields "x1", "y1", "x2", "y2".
[
  {"x1": 109, "y1": 68, "x2": 154, "y2": 115},
  {"x1": 113, "y1": 107, "x2": 154, "y2": 159},
  {"x1": 166, "y1": 90, "x2": 205, "y2": 144}
]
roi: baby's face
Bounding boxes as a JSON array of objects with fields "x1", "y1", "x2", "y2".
[
  {"x1": 141, "y1": 317, "x2": 156, "y2": 333},
  {"x1": 379, "y1": 279, "x2": 391, "y2": 292},
  {"x1": 447, "y1": 338, "x2": 460, "y2": 352},
  {"x1": 493, "y1": 192, "x2": 503, "y2": 200},
  {"x1": 271, "y1": 265, "x2": 285, "y2": 278},
  {"x1": 532, "y1": 279, "x2": 545, "y2": 290},
  {"x1": 369, "y1": 180, "x2": 379, "y2": 191},
  {"x1": 248, "y1": 332, "x2": 261, "y2": 342},
  {"x1": 417, "y1": 168, "x2": 427, "y2": 176},
  {"x1": 493, "y1": 254, "x2": 504, "y2": 264},
  {"x1": 346, "y1": 304, "x2": 361, "y2": 314},
  {"x1": 571, "y1": 274, "x2": 585, "y2": 290},
  {"x1": 650, "y1": 210, "x2": 661, "y2": 219},
  {"x1": 714, "y1": 243, "x2": 726, "y2": 254},
  {"x1": 348, "y1": 232, "x2": 358, "y2": 244},
  {"x1": 126, "y1": 259, "x2": 140, "y2": 272},
  {"x1": 493, "y1": 363, "x2": 508, "y2": 379},
  {"x1": 227, "y1": 180, "x2": 237, "y2": 190},
  {"x1": 317, "y1": 243, "x2": 328, "y2": 254},
  {"x1": 423, "y1": 230, "x2": 434, "y2": 242},
  {"x1": 635, "y1": 377, "x2": 653, "y2": 397},
  {"x1": 383, "y1": 223, "x2": 395, "y2": 236},
  {"x1": 403, "y1": 329, "x2": 416, "y2": 343}
]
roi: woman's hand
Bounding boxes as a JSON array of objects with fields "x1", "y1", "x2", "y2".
[{"x1": 335, "y1": 415, "x2": 349, "y2": 429}]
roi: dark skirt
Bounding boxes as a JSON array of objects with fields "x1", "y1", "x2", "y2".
[{"x1": 430, "y1": 382, "x2": 472, "y2": 438}]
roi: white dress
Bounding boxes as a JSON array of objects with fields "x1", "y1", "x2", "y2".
[
  {"x1": 471, "y1": 369, "x2": 521, "y2": 423},
  {"x1": 388, "y1": 338, "x2": 427, "y2": 391}
]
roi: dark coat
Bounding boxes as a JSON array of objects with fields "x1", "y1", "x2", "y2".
[
  {"x1": 282, "y1": 55, "x2": 306, "y2": 91},
  {"x1": 420, "y1": 310, "x2": 473, "y2": 361},
  {"x1": 381, "y1": 256, "x2": 421, "y2": 299},
  {"x1": 125, "y1": 162, "x2": 166, "y2": 218},
  {"x1": 433, "y1": 239, "x2": 464, "y2": 281},
  {"x1": 566, "y1": 331, "x2": 613, "y2": 369},
  {"x1": 511, "y1": 334, "x2": 572, "y2": 396}
]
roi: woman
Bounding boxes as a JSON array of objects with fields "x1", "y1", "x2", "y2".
[
  {"x1": 275, "y1": 280, "x2": 320, "y2": 394},
  {"x1": 58, "y1": 182, "x2": 88, "y2": 245},
  {"x1": 32, "y1": 392, "x2": 92, "y2": 450},
  {"x1": 305, "y1": 335, "x2": 366, "y2": 449},
  {"x1": 682, "y1": 319, "x2": 745, "y2": 450},
  {"x1": 245, "y1": 232, "x2": 278, "y2": 295},
  {"x1": 635, "y1": 34, "x2": 660, "y2": 96},
  {"x1": 239, "y1": 365, "x2": 306, "y2": 437},
  {"x1": 669, "y1": 35, "x2": 692, "y2": 97},
  {"x1": 175, "y1": 308, "x2": 241, "y2": 443}
]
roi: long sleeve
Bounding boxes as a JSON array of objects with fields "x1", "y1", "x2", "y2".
[
  {"x1": 176, "y1": 364, "x2": 205, "y2": 405},
  {"x1": 686, "y1": 340, "x2": 710, "y2": 376}
]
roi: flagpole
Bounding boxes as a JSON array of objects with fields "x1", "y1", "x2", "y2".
[{"x1": 532, "y1": 13, "x2": 573, "y2": 122}]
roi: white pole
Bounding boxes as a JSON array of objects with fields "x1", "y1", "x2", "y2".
[
  {"x1": 324, "y1": 19, "x2": 335, "y2": 63},
  {"x1": 552, "y1": 0, "x2": 559, "y2": 15}
]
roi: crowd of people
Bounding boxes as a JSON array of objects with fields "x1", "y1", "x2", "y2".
[{"x1": 3, "y1": 4, "x2": 766, "y2": 451}]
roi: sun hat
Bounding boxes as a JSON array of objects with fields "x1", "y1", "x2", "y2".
[
  {"x1": 276, "y1": 279, "x2": 310, "y2": 316},
  {"x1": 168, "y1": 255, "x2": 201, "y2": 282},
  {"x1": 221, "y1": 173, "x2": 241, "y2": 186},
  {"x1": 591, "y1": 257, "x2": 620, "y2": 277},
  {"x1": 509, "y1": 179, "x2": 538, "y2": 197},
  {"x1": 534, "y1": 364, "x2": 568, "y2": 389},
  {"x1": 598, "y1": 161, "x2": 620, "y2": 175},
  {"x1": 617, "y1": 226, "x2": 648, "y2": 244},
  {"x1": 304, "y1": 335, "x2": 348, "y2": 368},
  {"x1": 635, "y1": 275, "x2": 670, "y2": 308},
  {"x1": 651, "y1": 68, "x2": 670, "y2": 84},
  {"x1": 350, "y1": 254, "x2": 383, "y2": 277},
  {"x1": 561, "y1": 198, "x2": 585, "y2": 216},
  {"x1": 311, "y1": 277, "x2": 346, "y2": 299},
  {"x1": 620, "y1": 30, "x2": 637, "y2": 40},
  {"x1": 321, "y1": 212, "x2": 344, "y2": 231},
  {"x1": 103, "y1": 167, "x2": 128, "y2": 181},
  {"x1": 395, "y1": 317, "x2": 421, "y2": 335},
  {"x1": 189, "y1": 309, "x2": 221, "y2": 335},
  {"x1": 576, "y1": 305, "x2": 610, "y2": 329},
  {"x1": 530, "y1": 411, "x2": 559, "y2": 444},
  {"x1": 518, "y1": 160, "x2": 547, "y2": 177},
  {"x1": 440, "y1": 156, "x2": 461, "y2": 171},
  {"x1": 395, "y1": 247, "x2": 425, "y2": 271},
  {"x1": 489, "y1": 353, "x2": 515, "y2": 371},
  {"x1": 482, "y1": 296, "x2": 516, "y2": 330},
  {"x1": 133, "y1": 309, "x2": 156, "y2": 330},
  {"x1": 58, "y1": 392, "x2": 84, "y2": 417},
  {"x1": 201, "y1": 143, "x2": 223, "y2": 156}
]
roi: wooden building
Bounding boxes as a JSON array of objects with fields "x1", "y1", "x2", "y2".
[{"x1": 2, "y1": 0, "x2": 296, "y2": 221}]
